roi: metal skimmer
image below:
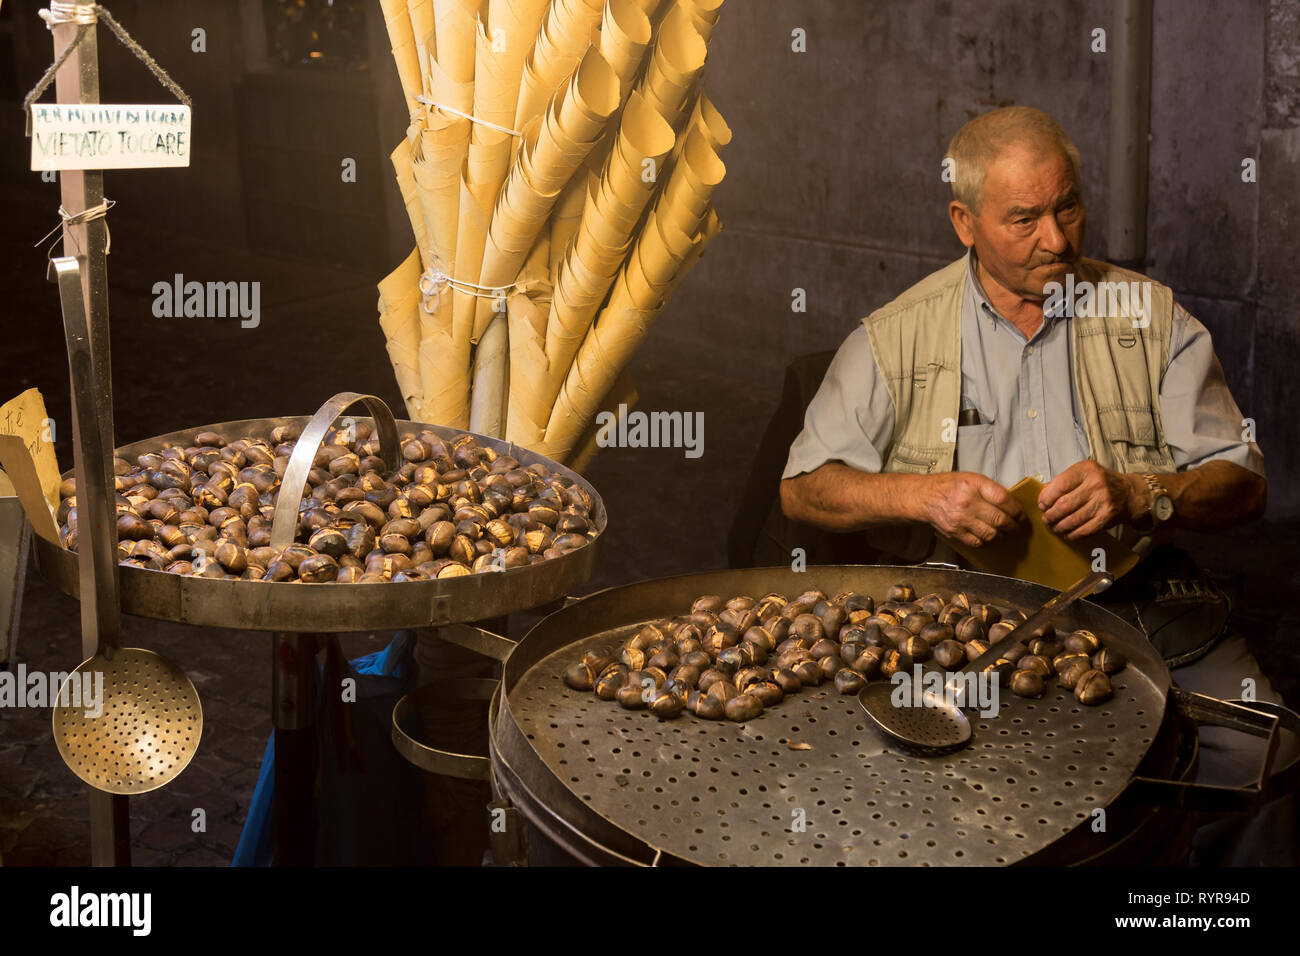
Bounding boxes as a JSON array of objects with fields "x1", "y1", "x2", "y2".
[{"x1": 499, "y1": 567, "x2": 1169, "y2": 867}]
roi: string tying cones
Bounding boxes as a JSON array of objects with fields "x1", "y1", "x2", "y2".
[{"x1": 378, "y1": 0, "x2": 729, "y2": 462}]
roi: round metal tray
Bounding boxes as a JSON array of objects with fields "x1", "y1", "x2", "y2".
[
  {"x1": 490, "y1": 566, "x2": 1171, "y2": 867},
  {"x1": 34, "y1": 415, "x2": 606, "y2": 631}
]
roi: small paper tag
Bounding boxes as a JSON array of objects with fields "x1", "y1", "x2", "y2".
[{"x1": 30, "y1": 103, "x2": 192, "y2": 170}]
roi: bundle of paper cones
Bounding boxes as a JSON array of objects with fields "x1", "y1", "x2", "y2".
[{"x1": 377, "y1": 0, "x2": 730, "y2": 470}]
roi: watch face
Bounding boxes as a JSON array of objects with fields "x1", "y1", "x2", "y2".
[{"x1": 1153, "y1": 495, "x2": 1174, "y2": 522}]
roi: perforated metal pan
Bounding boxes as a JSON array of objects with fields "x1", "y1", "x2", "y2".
[{"x1": 488, "y1": 566, "x2": 1173, "y2": 866}]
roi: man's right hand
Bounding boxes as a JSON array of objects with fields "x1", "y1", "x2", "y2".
[{"x1": 920, "y1": 471, "x2": 1025, "y2": 547}]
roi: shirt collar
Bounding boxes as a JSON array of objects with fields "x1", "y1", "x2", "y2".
[{"x1": 964, "y1": 248, "x2": 1063, "y2": 335}]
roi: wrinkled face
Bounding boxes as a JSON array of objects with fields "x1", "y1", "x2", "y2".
[{"x1": 966, "y1": 143, "x2": 1085, "y2": 300}]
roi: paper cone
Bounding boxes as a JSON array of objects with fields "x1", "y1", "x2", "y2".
[
  {"x1": 473, "y1": 47, "x2": 619, "y2": 341},
  {"x1": 541, "y1": 276, "x2": 652, "y2": 460},
  {"x1": 412, "y1": 124, "x2": 466, "y2": 273},
  {"x1": 406, "y1": 0, "x2": 435, "y2": 97},
  {"x1": 515, "y1": 0, "x2": 605, "y2": 134},
  {"x1": 665, "y1": 205, "x2": 722, "y2": 301},
  {"x1": 450, "y1": 171, "x2": 495, "y2": 349},
  {"x1": 377, "y1": 249, "x2": 426, "y2": 416},
  {"x1": 541, "y1": 121, "x2": 727, "y2": 460},
  {"x1": 433, "y1": 0, "x2": 477, "y2": 85},
  {"x1": 381, "y1": 0, "x2": 423, "y2": 114},
  {"x1": 468, "y1": 312, "x2": 509, "y2": 436},
  {"x1": 466, "y1": 3, "x2": 549, "y2": 198},
  {"x1": 598, "y1": 0, "x2": 653, "y2": 93},
  {"x1": 548, "y1": 171, "x2": 592, "y2": 277},
  {"x1": 390, "y1": 139, "x2": 430, "y2": 268},
  {"x1": 683, "y1": 0, "x2": 725, "y2": 43},
  {"x1": 568, "y1": 369, "x2": 638, "y2": 472},
  {"x1": 544, "y1": 91, "x2": 674, "y2": 376},
  {"x1": 636, "y1": 4, "x2": 707, "y2": 130},
  {"x1": 503, "y1": 291, "x2": 551, "y2": 444}
]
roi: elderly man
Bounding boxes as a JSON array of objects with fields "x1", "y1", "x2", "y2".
[{"x1": 779, "y1": 106, "x2": 1293, "y2": 864}]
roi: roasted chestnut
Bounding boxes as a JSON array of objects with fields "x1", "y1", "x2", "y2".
[
  {"x1": 564, "y1": 661, "x2": 596, "y2": 691},
  {"x1": 792, "y1": 659, "x2": 823, "y2": 686},
  {"x1": 1092, "y1": 647, "x2": 1127, "y2": 674},
  {"x1": 594, "y1": 667, "x2": 629, "y2": 700},
  {"x1": 748, "y1": 681, "x2": 783, "y2": 706},
  {"x1": 1074, "y1": 669, "x2": 1113, "y2": 705},
  {"x1": 834, "y1": 669, "x2": 866, "y2": 694},
  {"x1": 1053, "y1": 651, "x2": 1091, "y2": 675},
  {"x1": 852, "y1": 644, "x2": 886, "y2": 678},
  {"x1": 1058, "y1": 659, "x2": 1092, "y2": 690},
  {"x1": 1028, "y1": 638, "x2": 1064, "y2": 659},
  {"x1": 899, "y1": 635, "x2": 931, "y2": 662},
  {"x1": 773, "y1": 668, "x2": 802, "y2": 694},
  {"x1": 955, "y1": 616, "x2": 987, "y2": 643},
  {"x1": 1010, "y1": 670, "x2": 1045, "y2": 698},
  {"x1": 707, "y1": 681, "x2": 739, "y2": 703},
  {"x1": 691, "y1": 692, "x2": 725, "y2": 720},
  {"x1": 886, "y1": 583, "x2": 916, "y2": 603},
  {"x1": 1017, "y1": 655, "x2": 1053, "y2": 679},
  {"x1": 298, "y1": 553, "x2": 339, "y2": 583},
  {"x1": 650, "y1": 691, "x2": 684, "y2": 719},
  {"x1": 879, "y1": 649, "x2": 913, "y2": 680},
  {"x1": 724, "y1": 693, "x2": 763, "y2": 722},
  {"x1": 1064, "y1": 629, "x2": 1101, "y2": 655},
  {"x1": 982, "y1": 659, "x2": 1015, "y2": 687}
]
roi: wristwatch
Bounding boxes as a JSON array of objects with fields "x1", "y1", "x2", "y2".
[{"x1": 1133, "y1": 474, "x2": 1174, "y2": 532}]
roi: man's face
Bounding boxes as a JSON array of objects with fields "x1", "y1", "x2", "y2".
[{"x1": 955, "y1": 143, "x2": 1086, "y2": 301}]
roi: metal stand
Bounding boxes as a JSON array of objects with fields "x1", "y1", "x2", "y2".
[
  {"x1": 272, "y1": 633, "x2": 318, "y2": 866},
  {"x1": 46, "y1": 13, "x2": 124, "y2": 867}
]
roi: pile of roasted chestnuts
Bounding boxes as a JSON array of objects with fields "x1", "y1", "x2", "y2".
[
  {"x1": 56, "y1": 421, "x2": 598, "y2": 583},
  {"x1": 563, "y1": 583, "x2": 1124, "y2": 722}
]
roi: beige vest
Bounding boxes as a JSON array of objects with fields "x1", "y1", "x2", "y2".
[{"x1": 862, "y1": 255, "x2": 1178, "y2": 477}]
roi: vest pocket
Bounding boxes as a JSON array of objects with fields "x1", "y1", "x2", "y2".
[
  {"x1": 1096, "y1": 405, "x2": 1175, "y2": 470},
  {"x1": 887, "y1": 446, "x2": 940, "y2": 474}
]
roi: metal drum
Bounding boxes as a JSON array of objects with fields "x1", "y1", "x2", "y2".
[{"x1": 34, "y1": 413, "x2": 606, "y2": 632}]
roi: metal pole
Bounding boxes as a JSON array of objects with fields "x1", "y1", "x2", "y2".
[
  {"x1": 1107, "y1": 0, "x2": 1153, "y2": 270},
  {"x1": 272, "y1": 632, "x2": 318, "y2": 866},
  {"x1": 48, "y1": 12, "x2": 127, "y2": 867}
]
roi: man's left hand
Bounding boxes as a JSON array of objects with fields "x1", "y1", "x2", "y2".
[{"x1": 1038, "y1": 461, "x2": 1141, "y2": 539}]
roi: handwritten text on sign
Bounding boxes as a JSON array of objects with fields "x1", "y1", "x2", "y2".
[{"x1": 30, "y1": 104, "x2": 192, "y2": 171}]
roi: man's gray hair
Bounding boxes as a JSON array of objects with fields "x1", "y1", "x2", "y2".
[{"x1": 945, "y1": 106, "x2": 1082, "y2": 212}]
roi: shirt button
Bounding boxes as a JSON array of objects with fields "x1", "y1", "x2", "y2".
[
  {"x1": 1035, "y1": 474, "x2": 1045, "y2": 482},
  {"x1": 1026, "y1": 346, "x2": 1034, "y2": 355},
  {"x1": 1027, "y1": 408, "x2": 1038, "y2": 419}
]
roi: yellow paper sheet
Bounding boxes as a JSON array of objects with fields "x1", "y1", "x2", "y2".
[
  {"x1": 0, "y1": 389, "x2": 61, "y2": 542},
  {"x1": 941, "y1": 478, "x2": 1140, "y2": 590}
]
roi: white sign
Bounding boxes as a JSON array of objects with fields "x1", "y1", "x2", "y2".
[{"x1": 30, "y1": 103, "x2": 192, "y2": 171}]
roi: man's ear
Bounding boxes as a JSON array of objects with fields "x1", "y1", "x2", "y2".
[{"x1": 948, "y1": 200, "x2": 976, "y2": 248}]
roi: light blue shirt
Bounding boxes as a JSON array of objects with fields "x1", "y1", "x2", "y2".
[{"x1": 783, "y1": 251, "x2": 1265, "y2": 487}]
